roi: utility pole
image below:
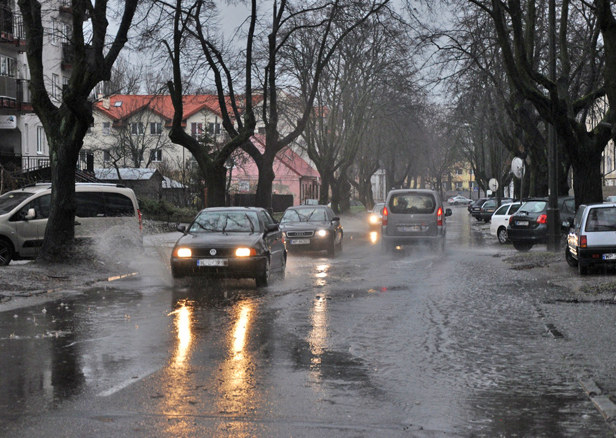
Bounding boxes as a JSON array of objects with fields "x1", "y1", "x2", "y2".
[{"x1": 547, "y1": 0, "x2": 560, "y2": 251}]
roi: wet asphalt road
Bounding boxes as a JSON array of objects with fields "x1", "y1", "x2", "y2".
[{"x1": 1, "y1": 207, "x2": 615, "y2": 437}]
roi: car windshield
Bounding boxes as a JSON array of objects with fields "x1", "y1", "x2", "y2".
[
  {"x1": 0, "y1": 192, "x2": 33, "y2": 214},
  {"x1": 519, "y1": 201, "x2": 547, "y2": 214},
  {"x1": 189, "y1": 211, "x2": 260, "y2": 233},
  {"x1": 281, "y1": 208, "x2": 328, "y2": 223},
  {"x1": 585, "y1": 207, "x2": 616, "y2": 232},
  {"x1": 389, "y1": 194, "x2": 435, "y2": 214}
]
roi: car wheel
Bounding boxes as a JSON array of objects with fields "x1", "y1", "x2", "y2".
[
  {"x1": 513, "y1": 241, "x2": 533, "y2": 252},
  {"x1": 475, "y1": 216, "x2": 483, "y2": 221},
  {"x1": 578, "y1": 261, "x2": 588, "y2": 276},
  {"x1": 565, "y1": 246, "x2": 578, "y2": 267},
  {"x1": 497, "y1": 227, "x2": 508, "y2": 244},
  {"x1": 256, "y1": 259, "x2": 271, "y2": 287},
  {"x1": 0, "y1": 239, "x2": 13, "y2": 266}
]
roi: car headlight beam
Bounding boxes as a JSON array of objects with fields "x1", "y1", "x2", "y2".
[
  {"x1": 317, "y1": 229, "x2": 327, "y2": 237},
  {"x1": 236, "y1": 247, "x2": 256, "y2": 257},
  {"x1": 176, "y1": 247, "x2": 192, "y2": 258}
]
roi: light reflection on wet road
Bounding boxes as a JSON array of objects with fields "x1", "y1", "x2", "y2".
[{"x1": 0, "y1": 206, "x2": 614, "y2": 436}]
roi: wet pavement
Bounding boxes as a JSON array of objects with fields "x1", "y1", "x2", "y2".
[{"x1": 1, "y1": 207, "x2": 616, "y2": 437}]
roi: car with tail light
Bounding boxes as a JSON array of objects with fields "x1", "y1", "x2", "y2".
[
  {"x1": 565, "y1": 203, "x2": 616, "y2": 275},
  {"x1": 507, "y1": 196, "x2": 575, "y2": 251},
  {"x1": 170, "y1": 207, "x2": 286, "y2": 287},
  {"x1": 478, "y1": 198, "x2": 514, "y2": 222},
  {"x1": 381, "y1": 189, "x2": 452, "y2": 252},
  {"x1": 279, "y1": 205, "x2": 343, "y2": 256}
]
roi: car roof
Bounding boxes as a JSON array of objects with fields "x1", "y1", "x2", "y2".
[
  {"x1": 286, "y1": 205, "x2": 328, "y2": 210},
  {"x1": 199, "y1": 206, "x2": 264, "y2": 213}
]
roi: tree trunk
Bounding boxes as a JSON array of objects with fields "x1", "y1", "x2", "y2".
[
  {"x1": 255, "y1": 154, "x2": 275, "y2": 210},
  {"x1": 572, "y1": 149, "x2": 603, "y2": 208},
  {"x1": 206, "y1": 162, "x2": 228, "y2": 207}
]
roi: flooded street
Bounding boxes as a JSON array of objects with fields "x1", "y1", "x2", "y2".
[{"x1": 1, "y1": 207, "x2": 615, "y2": 437}]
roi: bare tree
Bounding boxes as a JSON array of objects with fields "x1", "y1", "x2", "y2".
[{"x1": 18, "y1": 0, "x2": 139, "y2": 262}]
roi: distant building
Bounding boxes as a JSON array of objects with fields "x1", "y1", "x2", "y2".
[{"x1": 94, "y1": 168, "x2": 186, "y2": 203}]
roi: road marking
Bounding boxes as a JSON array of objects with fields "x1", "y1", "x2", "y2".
[{"x1": 97, "y1": 367, "x2": 159, "y2": 397}]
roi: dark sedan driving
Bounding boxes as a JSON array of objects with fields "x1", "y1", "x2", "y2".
[
  {"x1": 279, "y1": 205, "x2": 343, "y2": 256},
  {"x1": 170, "y1": 207, "x2": 286, "y2": 287}
]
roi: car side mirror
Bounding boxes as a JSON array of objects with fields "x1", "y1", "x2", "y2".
[
  {"x1": 331, "y1": 216, "x2": 340, "y2": 222},
  {"x1": 445, "y1": 208, "x2": 452, "y2": 217},
  {"x1": 177, "y1": 224, "x2": 187, "y2": 233},
  {"x1": 25, "y1": 208, "x2": 36, "y2": 221},
  {"x1": 266, "y1": 223, "x2": 279, "y2": 233}
]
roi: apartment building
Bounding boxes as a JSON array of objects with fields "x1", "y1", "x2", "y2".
[{"x1": 0, "y1": 0, "x2": 73, "y2": 174}]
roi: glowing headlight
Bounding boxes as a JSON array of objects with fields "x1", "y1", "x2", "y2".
[
  {"x1": 176, "y1": 247, "x2": 192, "y2": 258},
  {"x1": 317, "y1": 229, "x2": 327, "y2": 237},
  {"x1": 369, "y1": 214, "x2": 379, "y2": 224},
  {"x1": 235, "y1": 247, "x2": 255, "y2": 257}
]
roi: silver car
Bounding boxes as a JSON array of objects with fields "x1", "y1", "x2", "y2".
[{"x1": 381, "y1": 189, "x2": 452, "y2": 252}]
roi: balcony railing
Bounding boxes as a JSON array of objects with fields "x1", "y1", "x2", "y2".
[
  {"x1": 0, "y1": 76, "x2": 17, "y2": 100},
  {"x1": 0, "y1": 5, "x2": 14, "y2": 38}
]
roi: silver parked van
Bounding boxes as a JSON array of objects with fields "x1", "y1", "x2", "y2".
[
  {"x1": 0, "y1": 183, "x2": 142, "y2": 265},
  {"x1": 381, "y1": 189, "x2": 452, "y2": 252}
]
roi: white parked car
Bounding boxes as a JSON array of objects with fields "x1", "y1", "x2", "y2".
[
  {"x1": 490, "y1": 202, "x2": 522, "y2": 244},
  {"x1": 447, "y1": 195, "x2": 472, "y2": 205}
]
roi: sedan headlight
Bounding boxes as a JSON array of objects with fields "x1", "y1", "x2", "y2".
[
  {"x1": 317, "y1": 229, "x2": 328, "y2": 237},
  {"x1": 236, "y1": 247, "x2": 256, "y2": 257},
  {"x1": 369, "y1": 214, "x2": 379, "y2": 224},
  {"x1": 176, "y1": 247, "x2": 192, "y2": 258}
]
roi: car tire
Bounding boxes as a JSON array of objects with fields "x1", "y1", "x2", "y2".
[
  {"x1": 513, "y1": 241, "x2": 533, "y2": 252},
  {"x1": 475, "y1": 216, "x2": 483, "y2": 221},
  {"x1": 565, "y1": 246, "x2": 578, "y2": 267},
  {"x1": 256, "y1": 259, "x2": 271, "y2": 287},
  {"x1": 0, "y1": 239, "x2": 14, "y2": 266},
  {"x1": 497, "y1": 227, "x2": 508, "y2": 244}
]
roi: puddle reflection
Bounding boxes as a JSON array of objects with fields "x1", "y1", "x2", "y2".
[
  {"x1": 308, "y1": 296, "x2": 328, "y2": 381},
  {"x1": 170, "y1": 302, "x2": 192, "y2": 367}
]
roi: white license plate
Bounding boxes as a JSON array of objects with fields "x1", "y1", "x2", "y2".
[
  {"x1": 603, "y1": 253, "x2": 616, "y2": 260},
  {"x1": 400, "y1": 225, "x2": 421, "y2": 232},
  {"x1": 197, "y1": 259, "x2": 228, "y2": 267},
  {"x1": 516, "y1": 221, "x2": 530, "y2": 226},
  {"x1": 291, "y1": 239, "x2": 310, "y2": 245}
]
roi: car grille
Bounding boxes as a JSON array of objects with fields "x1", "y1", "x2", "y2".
[
  {"x1": 286, "y1": 231, "x2": 315, "y2": 238},
  {"x1": 190, "y1": 248, "x2": 235, "y2": 257}
]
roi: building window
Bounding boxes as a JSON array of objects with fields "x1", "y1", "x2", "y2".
[
  {"x1": 150, "y1": 122, "x2": 162, "y2": 135},
  {"x1": 151, "y1": 149, "x2": 162, "y2": 162},
  {"x1": 51, "y1": 19, "x2": 58, "y2": 45},
  {"x1": 63, "y1": 76, "x2": 69, "y2": 94},
  {"x1": 62, "y1": 23, "x2": 71, "y2": 44},
  {"x1": 52, "y1": 74, "x2": 59, "y2": 99},
  {"x1": 454, "y1": 168, "x2": 463, "y2": 175},
  {"x1": 102, "y1": 122, "x2": 110, "y2": 135},
  {"x1": 191, "y1": 122, "x2": 203, "y2": 138},
  {"x1": 103, "y1": 150, "x2": 111, "y2": 162},
  {"x1": 208, "y1": 122, "x2": 221, "y2": 135},
  {"x1": 455, "y1": 182, "x2": 463, "y2": 190},
  {"x1": 0, "y1": 55, "x2": 16, "y2": 77},
  {"x1": 131, "y1": 122, "x2": 144, "y2": 135},
  {"x1": 37, "y1": 126, "x2": 45, "y2": 154}
]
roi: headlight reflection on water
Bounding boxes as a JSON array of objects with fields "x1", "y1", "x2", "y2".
[{"x1": 369, "y1": 231, "x2": 378, "y2": 244}]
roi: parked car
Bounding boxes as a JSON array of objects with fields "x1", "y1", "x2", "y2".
[
  {"x1": 170, "y1": 207, "x2": 286, "y2": 286},
  {"x1": 0, "y1": 183, "x2": 142, "y2": 266},
  {"x1": 605, "y1": 196, "x2": 616, "y2": 203},
  {"x1": 490, "y1": 202, "x2": 522, "y2": 243},
  {"x1": 350, "y1": 199, "x2": 366, "y2": 213},
  {"x1": 279, "y1": 205, "x2": 343, "y2": 256},
  {"x1": 447, "y1": 195, "x2": 472, "y2": 205},
  {"x1": 469, "y1": 197, "x2": 490, "y2": 218},
  {"x1": 368, "y1": 202, "x2": 385, "y2": 230},
  {"x1": 565, "y1": 203, "x2": 616, "y2": 275},
  {"x1": 478, "y1": 198, "x2": 514, "y2": 222},
  {"x1": 381, "y1": 189, "x2": 452, "y2": 252},
  {"x1": 303, "y1": 199, "x2": 319, "y2": 205},
  {"x1": 507, "y1": 196, "x2": 576, "y2": 251}
]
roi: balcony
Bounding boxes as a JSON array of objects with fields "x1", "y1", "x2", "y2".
[
  {"x1": 0, "y1": 8, "x2": 25, "y2": 50},
  {"x1": 0, "y1": 76, "x2": 16, "y2": 108}
]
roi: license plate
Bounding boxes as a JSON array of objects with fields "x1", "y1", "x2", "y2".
[
  {"x1": 197, "y1": 259, "x2": 228, "y2": 267},
  {"x1": 603, "y1": 253, "x2": 616, "y2": 260},
  {"x1": 291, "y1": 239, "x2": 310, "y2": 245},
  {"x1": 516, "y1": 221, "x2": 529, "y2": 226},
  {"x1": 400, "y1": 225, "x2": 421, "y2": 232}
]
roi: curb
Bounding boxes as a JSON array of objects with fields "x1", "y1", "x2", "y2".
[{"x1": 579, "y1": 378, "x2": 616, "y2": 435}]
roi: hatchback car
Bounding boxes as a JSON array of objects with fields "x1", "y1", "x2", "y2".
[
  {"x1": 279, "y1": 205, "x2": 343, "y2": 256},
  {"x1": 565, "y1": 203, "x2": 616, "y2": 275},
  {"x1": 478, "y1": 198, "x2": 514, "y2": 222},
  {"x1": 469, "y1": 197, "x2": 490, "y2": 218},
  {"x1": 507, "y1": 196, "x2": 575, "y2": 251},
  {"x1": 368, "y1": 202, "x2": 385, "y2": 230},
  {"x1": 170, "y1": 207, "x2": 286, "y2": 287},
  {"x1": 490, "y1": 202, "x2": 522, "y2": 243},
  {"x1": 381, "y1": 189, "x2": 452, "y2": 252}
]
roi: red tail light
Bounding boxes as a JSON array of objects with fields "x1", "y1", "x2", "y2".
[
  {"x1": 580, "y1": 235, "x2": 587, "y2": 248},
  {"x1": 138, "y1": 209, "x2": 143, "y2": 233},
  {"x1": 536, "y1": 214, "x2": 547, "y2": 224},
  {"x1": 509, "y1": 216, "x2": 514, "y2": 224},
  {"x1": 382, "y1": 206, "x2": 388, "y2": 226},
  {"x1": 437, "y1": 206, "x2": 443, "y2": 226}
]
